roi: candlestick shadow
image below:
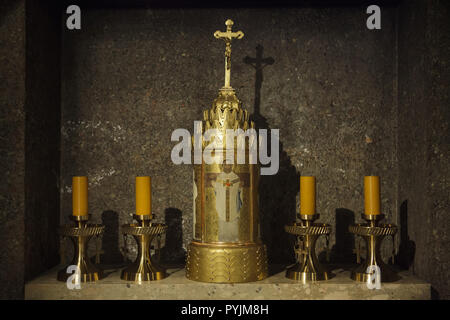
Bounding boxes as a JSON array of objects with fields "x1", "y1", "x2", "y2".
[
  {"x1": 324, "y1": 208, "x2": 356, "y2": 270},
  {"x1": 160, "y1": 207, "x2": 186, "y2": 266},
  {"x1": 394, "y1": 200, "x2": 416, "y2": 270},
  {"x1": 100, "y1": 210, "x2": 127, "y2": 267}
]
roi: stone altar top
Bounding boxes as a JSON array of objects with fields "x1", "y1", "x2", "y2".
[{"x1": 25, "y1": 266, "x2": 430, "y2": 300}]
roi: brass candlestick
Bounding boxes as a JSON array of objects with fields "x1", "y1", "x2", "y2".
[
  {"x1": 349, "y1": 214, "x2": 399, "y2": 283},
  {"x1": 57, "y1": 215, "x2": 105, "y2": 282},
  {"x1": 285, "y1": 214, "x2": 332, "y2": 282},
  {"x1": 120, "y1": 214, "x2": 167, "y2": 282}
]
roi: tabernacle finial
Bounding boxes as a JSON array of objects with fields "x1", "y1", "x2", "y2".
[{"x1": 214, "y1": 19, "x2": 244, "y2": 89}]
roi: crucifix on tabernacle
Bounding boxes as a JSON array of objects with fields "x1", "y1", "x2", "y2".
[{"x1": 214, "y1": 19, "x2": 244, "y2": 89}]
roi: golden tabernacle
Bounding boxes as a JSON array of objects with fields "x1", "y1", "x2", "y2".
[{"x1": 185, "y1": 19, "x2": 268, "y2": 283}]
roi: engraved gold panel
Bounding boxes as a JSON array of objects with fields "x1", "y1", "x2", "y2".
[{"x1": 186, "y1": 242, "x2": 268, "y2": 283}]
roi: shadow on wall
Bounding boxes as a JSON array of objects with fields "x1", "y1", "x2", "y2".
[
  {"x1": 395, "y1": 200, "x2": 416, "y2": 270},
  {"x1": 325, "y1": 208, "x2": 356, "y2": 268},
  {"x1": 393, "y1": 201, "x2": 441, "y2": 297},
  {"x1": 244, "y1": 45, "x2": 299, "y2": 274},
  {"x1": 100, "y1": 210, "x2": 126, "y2": 266},
  {"x1": 160, "y1": 207, "x2": 186, "y2": 266}
]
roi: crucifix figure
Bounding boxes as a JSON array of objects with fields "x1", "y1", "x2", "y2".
[{"x1": 214, "y1": 19, "x2": 244, "y2": 89}]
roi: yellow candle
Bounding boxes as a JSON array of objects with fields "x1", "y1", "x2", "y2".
[
  {"x1": 364, "y1": 176, "x2": 381, "y2": 215},
  {"x1": 136, "y1": 176, "x2": 151, "y2": 216},
  {"x1": 300, "y1": 176, "x2": 316, "y2": 215},
  {"x1": 72, "y1": 176, "x2": 88, "y2": 216}
]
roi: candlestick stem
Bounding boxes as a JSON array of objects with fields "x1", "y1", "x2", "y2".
[
  {"x1": 57, "y1": 215, "x2": 104, "y2": 282},
  {"x1": 120, "y1": 214, "x2": 167, "y2": 281},
  {"x1": 349, "y1": 214, "x2": 399, "y2": 282}
]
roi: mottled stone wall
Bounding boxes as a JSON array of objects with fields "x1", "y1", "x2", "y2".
[
  {"x1": 397, "y1": 0, "x2": 450, "y2": 299},
  {"x1": 24, "y1": 0, "x2": 61, "y2": 282},
  {"x1": 60, "y1": 7, "x2": 398, "y2": 265},
  {"x1": 0, "y1": 0, "x2": 61, "y2": 299},
  {"x1": 0, "y1": 0, "x2": 26, "y2": 300}
]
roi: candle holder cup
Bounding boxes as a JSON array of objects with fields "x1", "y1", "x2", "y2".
[
  {"x1": 57, "y1": 215, "x2": 105, "y2": 282},
  {"x1": 349, "y1": 214, "x2": 399, "y2": 283},
  {"x1": 285, "y1": 214, "x2": 333, "y2": 282},
  {"x1": 120, "y1": 214, "x2": 167, "y2": 282}
]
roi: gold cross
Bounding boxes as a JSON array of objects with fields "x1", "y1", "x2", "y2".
[
  {"x1": 294, "y1": 238, "x2": 307, "y2": 262},
  {"x1": 214, "y1": 19, "x2": 244, "y2": 89}
]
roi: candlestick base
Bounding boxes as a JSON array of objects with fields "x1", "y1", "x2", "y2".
[
  {"x1": 57, "y1": 215, "x2": 105, "y2": 282},
  {"x1": 349, "y1": 214, "x2": 399, "y2": 283},
  {"x1": 285, "y1": 214, "x2": 333, "y2": 283},
  {"x1": 120, "y1": 216, "x2": 167, "y2": 282},
  {"x1": 57, "y1": 264, "x2": 103, "y2": 283}
]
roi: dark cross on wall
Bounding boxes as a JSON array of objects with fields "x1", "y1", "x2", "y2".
[{"x1": 243, "y1": 44, "x2": 274, "y2": 122}]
